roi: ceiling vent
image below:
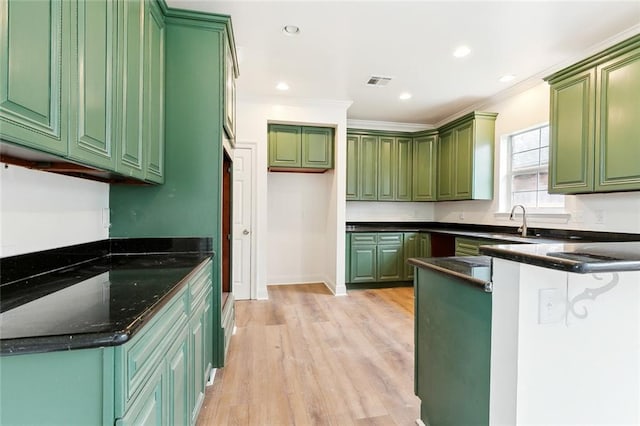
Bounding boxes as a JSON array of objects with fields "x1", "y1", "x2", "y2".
[{"x1": 366, "y1": 76, "x2": 392, "y2": 87}]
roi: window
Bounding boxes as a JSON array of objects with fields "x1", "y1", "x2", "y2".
[{"x1": 507, "y1": 125, "x2": 563, "y2": 209}]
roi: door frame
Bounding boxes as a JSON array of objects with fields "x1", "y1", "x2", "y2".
[{"x1": 233, "y1": 142, "x2": 257, "y2": 299}]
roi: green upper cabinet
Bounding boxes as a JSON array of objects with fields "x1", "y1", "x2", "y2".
[
  {"x1": 1, "y1": 0, "x2": 165, "y2": 183},
  {"x1": 346, "y1": 135, "x2": 359, "y2": 200},
  {"x1": 116, "y1": 0, "x2": 146, "y2": 180},
  {"x1": 268, "y1": 124, "x2": 302, "y2": 167},
  {"x1": 143, "y1": 0, "x2": 165, "y2": 183},
  {"x1": 378, "y1": 136, "x2": 413, "y2": 201},
  {"x1": 302, "y1": 126, "x2": 333, "y2": 168},
  {"x1": 548, "y1": 69, "x2": 595, "y2": 193},
  {"x1": 436, "y1": 112, "x2": 497, "y2": 201},
  {"x1": 396, "y1": 138, "x2": 413, "y2": 201},
  {"x1": 0, "y1": 0, "x2": 69, "y2": 155},
  {"x1": 68, "y1": 0, "x2": 118, "y2": 170},
  {"x1": 360, "y1": 135, "x2": 379, "y2": 199},
  {"x1": 346, "y1": 133, "x2": 378, "y2": 200},
  {"x1": 546, "y1": 34, "x2": 640, "y2": 194},
  {"x1": 348, "y1": 130, "x2": 431, "y2": 202},
  {"x1": 436, "y1": 129, "x2": 454, "y2": 200},
  {"x1": 223, "y1": 38, "x2": 237, "y2": 144},
  {"x1": 595, "y1": 45, "x2": 640, "y2": 191},
  {"x1": 268, "y1": 124, "x2": 334, "y2": 171},
  {"x1": 412, "y1": 133, "x2": 437, "y2": 201},
  {"x1": 378, "y1": 136, "x2": 396, "y2": 200}
]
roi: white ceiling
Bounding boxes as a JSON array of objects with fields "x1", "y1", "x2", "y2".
[{"x1": 166, "y1": 0, "x2": 640, "y2": 125}]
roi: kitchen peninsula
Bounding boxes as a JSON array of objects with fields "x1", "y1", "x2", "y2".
[{"x1": 410, "y1": 240, "x2": 640, "y2": 425}]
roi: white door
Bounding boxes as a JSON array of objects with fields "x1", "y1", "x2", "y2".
[{"x1": 232, "y1": 145, "x2": 254, "y2": 300}]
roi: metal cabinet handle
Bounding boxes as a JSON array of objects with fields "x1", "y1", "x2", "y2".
[{"x1": 243, "y1": 229, "x2": 250, "y2": 235}]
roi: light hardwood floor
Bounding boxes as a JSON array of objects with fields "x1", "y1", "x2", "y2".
[{"x1": 196, "y1": 284, "x2": 419, "y2": 425}]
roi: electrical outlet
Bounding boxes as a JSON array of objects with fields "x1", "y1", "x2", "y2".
[
  {"x1": 594, "y1": 209, "x2": 605, "y2": 224},
  {"x1": 101, "y1": 208, "x2": 110, "y2": 228},
  {"x1": 458, "y1": 211, "x2": 465, "y2": 220},
  {"x1": 538, "y1": 288, "x2": 565, "y2": 324}
]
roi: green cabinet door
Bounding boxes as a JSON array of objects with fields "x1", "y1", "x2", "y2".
[
  {"x1": 269, "y1": 124, "x2": 301, "y2": 167},
  {"x1": 403, "y1": 232, "x2": 417, "y2": 280},
  {"x1": 378, "y1": 136, "x2": 396, "y2": 200},
  {"x1": 360, "y1": 135, "x2": 379, "y2": 200},
  {"x1": 377, "y1": 233, "x2": 403, "y2": 281},
  {"x1": 0, "y1": 0, "x2": 69, "y2": 155},
  {"x1": 350, "y1": 233, "x2": 377, "y2": 283},
  {"x1": 346, "y1": 135, "x2": 359, "y2": 200},
  {"x1": 345, "y1": 233, "x2": 352, "y2": 283},
  {"x1": 143, "y1": 0, "x2": 165, "y2": 183},
  {"x1": 167, "y1": 329, "x2": 190, "y2": 426},
  {"x1": 595, "y1": 46, "x2": 640, "y2": 192},
  {"x1": 412, "y1": 134, "x2": 436, "y2": 201},
  {"x1": 549, "y1": 69, "x2": 596, "y2": 193},
  {"x1": 377, "y1": 244, "x2": 403, "y2": 281},
  {"x1": 69, "y1": 0, "x2": 118, "y2": 170},
  {"x1": 350, "y1": 244, "x2": 377, "y2": 283},
  {"x1": 116, "y1": 0, "x2": 145, "y2": 179},
  {"x1": 418, "y1": 233, "x2": 431, "y2": 257},
  {"x1": 302, "y1": 126, "x2": 333, "y2": 168},
  {"x1": 437, "y1": 129, "x2": 454, "y2": 200},
  {"x1": 190, "y1": 304, "x2": 206, "y2": 424},
  {"x1": 454, "y1": 120, "x2": 474, "y2": 199},
  {"x1": 117, "y1": 366, "x2": 164, "y2": 426},
  {"x1": 396, "y1": 137, "x2": 413, "y2": 201}
]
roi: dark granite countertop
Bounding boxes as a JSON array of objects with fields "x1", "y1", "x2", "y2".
[
  {"x1": 408, "y1": 256, "x2": 493, "y2": 291},
  {"x1": 480, "y1": 241, "x2": 640, "y2": 273},
  {"x1": 0, "y1": 238, "x2": 213, "y2": 355},
  {"x1": 346, "y1": 222, "x2": 640, "y2": 244}
]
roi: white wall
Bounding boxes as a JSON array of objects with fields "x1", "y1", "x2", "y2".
[
  {"x1": 0, "y1": 165, "x2": 109, "y2": 257},
  {"x1": 235, "y1": 97, "x2": 351, "y2": 298},
  {"x1": 433, "y1": 81, "x2": 640, "y2": 234},
  {"x1": 346, "y1": 201, "x2": 435, "y2": 222}
]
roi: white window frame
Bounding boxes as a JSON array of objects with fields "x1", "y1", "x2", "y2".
[{"x1": 497, "y1": 123, "x2": 568, "y2": 219}]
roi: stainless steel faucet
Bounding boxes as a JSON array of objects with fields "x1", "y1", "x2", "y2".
[{"x1": 509, "y1": 204, "x2": 527, "y2": 237}]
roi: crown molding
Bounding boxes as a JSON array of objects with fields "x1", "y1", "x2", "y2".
[
  {"x1": 237, "y1": 94, "x2": 353, "y2": 110},
  {"x1": 347, "y1": 119, "x2": 434, "y2": 133}
]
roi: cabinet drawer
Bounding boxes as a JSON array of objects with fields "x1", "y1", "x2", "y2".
[
  {"x1": 351, "y1": 233, "x2": 377, "y2": 245},
  {"x1": 377, "y1": 232, "x2": 403, "y2": 245},
  {"x1": 455, "y1": 237, "x2": 497, "y2": 256},
  {"x1": 119, "y1": 289, "x2": 188, "y2": 410},
  {"x1": 189, "y1": 261, "x2": 212, "y2": 313}
]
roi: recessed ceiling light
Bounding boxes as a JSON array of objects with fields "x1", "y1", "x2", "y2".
[
  {"x1": 453, "y1": 45, "x2": 471, "y2": 58},
  {"x1": 499, "y1": 74, "x2": 516, "y2": 83},
  {"x1": 276, "y1": 82, "x2": 289, "y2": 91},
  {"x1": 399, "y1": 92, "x2": 412, "y2": 100},
  {"x1": 282, "y1": 25, "x2": 300, "y2": 36}
]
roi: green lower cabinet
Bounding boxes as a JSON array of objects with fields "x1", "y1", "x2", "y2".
[
  {"x1": 190, "y1": 299, "x2": 207, "y2": 424},
  {"x1": 455, "y1": 237, "x2": 500, "y2": 256},
  {"x1": 117, "y1": 365, "x2": 165, "y2": 426},
  {"x1": 345, "y1": 233, "x2": 352, "y2": 283},
  {"x1": 403, "y1": 232, "x2": 418, "y2": 280},
  {"x1": 348, "y1": 232, "x2": 412, "y2": 285},
  {"x1": 377, "y1": 243, "x2": 403, "y2": 281},
  {"x1": 350, "y1": 243, "x2": 377, "y2": 283},
  {"x1": 167, "y1": 329, "x2": 190, "y2": 426},
  {"x1": 414, "y1": 266, "x2": 491, "y2": 425},
  {"x1": 418, "y1": 233, "x2": 431, "y2": 257}
]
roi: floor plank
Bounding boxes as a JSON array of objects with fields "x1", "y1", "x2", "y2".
[{"x1": 197, "y1": 284, "x2": 419, "y2": 425}]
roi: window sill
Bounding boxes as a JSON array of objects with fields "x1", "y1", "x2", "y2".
[{"x1": 494, "y1": 211, "x2": 572, "y2": 225}]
